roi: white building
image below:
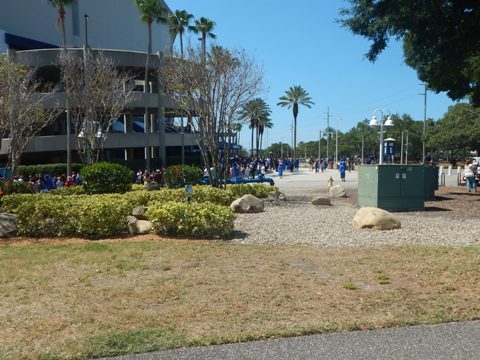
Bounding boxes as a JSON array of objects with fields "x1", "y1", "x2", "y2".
[
  {"x1": 0, "y1": 0, "x2": 201, "y2": 168},
  {"x1": 0, "y1": 0, "x2": 173, "y2": 53}
]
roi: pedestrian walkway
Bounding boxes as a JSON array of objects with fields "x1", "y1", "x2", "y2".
[{"x1": 102, "y1": 321, "x2": 480, "y2": 360}]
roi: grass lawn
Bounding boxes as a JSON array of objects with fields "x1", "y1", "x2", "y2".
[{"x1": 1, "y1": 238, "x2": 479, "y2": 359}]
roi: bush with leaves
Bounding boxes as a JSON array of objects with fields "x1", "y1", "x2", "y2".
[
  {"x1": 49, "y1": 186, "x2": 85, "y2": 196},
  {"x1": 0, "y1": 180, "x2": 34, "y2": 195},
  {"x1": 146, "y1": 201, "x2": 234, "y2": 238},
  {"x1": 164, "y1": 164, "x2": 203, "y2": 188},
  {"x1": 227, "y1": 184, "x2": 278, "y2": 200},
  {"x1": 13, "y1": 194, "x2": 131, "y2": 237},
  {"x1": 81, "y1": 162, "x2": 133, "y2": 194}
]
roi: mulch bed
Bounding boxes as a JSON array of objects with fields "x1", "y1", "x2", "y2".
[{"x1": 346, "y1": 186, "x2": 479, "y2": 220}]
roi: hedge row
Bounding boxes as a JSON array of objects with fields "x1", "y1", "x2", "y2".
[
  {"x1": 13, "y1": 195, "x2": 131, "y2": 237},
  {"x1": 0, "y1": 183, "x2": 276, "y2": 238},
  {"x1": 146, "y1": 201, "x2": 234, "y2": 238}
]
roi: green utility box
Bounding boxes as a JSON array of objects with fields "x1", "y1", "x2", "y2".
[
  {"x1": 424, "y1": 165, "x2": 439, "y2": 201},
  {"x1": 358, "y1": 165, "x2": 425, "y2": 211}
]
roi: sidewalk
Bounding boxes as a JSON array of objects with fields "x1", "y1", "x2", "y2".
[{"x1": 102, "y1": 321, "x2": 480, "y2": 360}]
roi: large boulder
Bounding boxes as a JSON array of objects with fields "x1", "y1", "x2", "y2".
[
  {"x1": 127, "y1": 215, "x2": 153, "y2": 235},
  {"x1": 0, "y1": 213, "x2": 17, "y2": 237},
  {"x1": 312, "y1": 197, "x2": 332, "y2": 206},
  {"x1": 132, "y1": 206, "x2": 149, "y2": 220},
  {"x1": 268, "y1": 190, "x2": 287, "y2": 201},
  {"x1": 329, "y1": 185, "x2": 346, "y2": 198},
  {"x1": 230, "y1": 194, "x2": 264, "y2": 213},
  {"x1": 144, "y1": 181, "x2": 160, "y2": 191},
  {"x1": 352, "y1": 207, "x2": 401, "y2": 230}
]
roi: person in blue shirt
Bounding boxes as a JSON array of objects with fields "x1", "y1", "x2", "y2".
[{"x1": 339, "y1": 159, "x2": 347, "y2": 182}]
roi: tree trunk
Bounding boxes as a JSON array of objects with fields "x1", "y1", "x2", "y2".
[
  {"x1": 293, "y1": 103, "x2": 298, "y2": 161},
  {"x1": 255, "y1": 126, "x2": 260, "y2": 158},
  {"x1": 251, "y1": 125, "x2": 254, "y2": 157},
  {"x1": 144, "y1": 21, "x2": 152, "y2": 170}
]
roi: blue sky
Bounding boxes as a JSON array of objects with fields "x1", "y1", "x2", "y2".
[{"x1": 166, "y1": 0, "x2": 457, "y2": 149}]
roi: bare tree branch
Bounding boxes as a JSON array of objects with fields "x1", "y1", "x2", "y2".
[
  {"x1": 161, "y1": 45, "x2": 264, "y2": 186},
  {"x1": 0, "y1": 56, "x2": 60, "y2": 174},
  {"x1": 59, "y1": 50, "x2": 134, "y2": 164}
]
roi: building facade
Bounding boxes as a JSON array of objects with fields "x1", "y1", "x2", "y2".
[{"x1": 0, "y1": 0, "x2": 201, "y2": 168}]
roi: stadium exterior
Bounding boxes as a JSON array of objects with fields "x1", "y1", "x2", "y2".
[{"x1": 0, "y1": 0, "x2": 202, "y2": 168}]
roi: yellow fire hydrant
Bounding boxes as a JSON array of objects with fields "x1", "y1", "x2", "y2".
[{"x1": 328, "y1": 176, "x2": 334, "y2": 188}]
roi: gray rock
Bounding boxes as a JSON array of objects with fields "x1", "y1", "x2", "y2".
[
  {"x1": 268, "y1": 190, "x2": 287, "y2": 201},
  {"x1": 0, "y1": 213, "x2": 17, "y2": 237},
  {"x1": 352, "y1": 207, "x2": 401, "y2": 230},
  {"x1": 144, "y1": 181, "x2": 160, "y2": 191},
  {"x1": 127, "y1": 215, "x2": 153, "y2": 235},
  {"x1": 132, "y1": 206, "x2": 149, "y2": 220},
  {"x1": 312, "y1": 197, "x2": 332, "y2": 206},
  {"x1": 230, "y1": 194, "x2": 264, "y2": 213},
  {"x1": 135, "y1": 220, "x2": 153, "y2": 234},
  {"x1": 329, "y1": 185, "x2": 347, "y2": 198}
]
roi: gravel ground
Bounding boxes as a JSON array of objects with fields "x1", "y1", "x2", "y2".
[{"x1": 231, "y1": 189, "x2": 480, "y2": 248}]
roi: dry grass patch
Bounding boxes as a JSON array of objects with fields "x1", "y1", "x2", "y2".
[{"x1": 0, "y1": 240, "x2": 479, "y2": 359}]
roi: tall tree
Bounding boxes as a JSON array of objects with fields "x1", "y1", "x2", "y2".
[
  {"x1": 47, "y1": 0, "x2": 74, "y2": 176},
  {"x1": 47, "y1": 0, "x2": 74, "y2": 49},
  {"x1": 340, "y1": 0, "x2": 480, "y2": 106},
  {"x1": 0, "y1": 57, "x2": 60, "y2": 174},
  {"x1": 168, "y1": 9, "x2": 194, "y2": 164},
  {"x1": 161, "y1": 46, "x2": 263, "y2": 186},
  {"x1": 134, "y1": 0, "x2": 167, "y2": 170},
  {"x1": 277, "y1": 85, "x2": 314, "y2": 161},
  {"x1": 258, "y1": 116, "x2": 273, "y2": 154},
  {"x1": 168, "y1": 10, "x2": 194, "y2": 58},
  {"x1": 59, "y1": 51, "x2": 134, "y2": 165},
  {"x1": 238, "y1": 98, "x2": 271, "y2": 158},
  {"x1": 191, "y1": 17, "x2": 216, "y2": 62},
  {"x1": 430, "y1": 103, "x2": 480, "y2": 156}
]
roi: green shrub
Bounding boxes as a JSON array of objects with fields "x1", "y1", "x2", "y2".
[
  {"x1": 0, "y1": 193, "x2": 36, "y2": 213},
  {"x1": 164, "y1": 164, "x2": 203, "y2": 188},
  {"x1": 49, "y1": 186, "x2": 85, "y2": 196},
  {"x1": 0, "y1": 180, "x2": 34, "y2": 195},
  {"x1": 14, "y1": 194, "x2": 131, "y2": 237},
  {"x1": 227, "y1": 184, "x2": 277, "y2": 199},
  {"x1": 146, "y1": 201, "x2": 234, "y2": 238},
  {"x1": 191, "y1": 185, "x2": 234, "y2": 206},
  {"x1": 16, "y1": 163, "x2": 83, "y2": 178},
  {"x1": 81, "y1": 162, "x2": 133, "y2": 194}
]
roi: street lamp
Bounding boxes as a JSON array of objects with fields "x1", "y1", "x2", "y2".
[
  {"x1": 369, "y1": 109, "x2": 394, "y2": 165},
  {"x1": 84, "y1": 14, "x2": 89, "y2": 48},
  {"x1": 400, "y1": 130, "x2": 409, "y2": 164}
]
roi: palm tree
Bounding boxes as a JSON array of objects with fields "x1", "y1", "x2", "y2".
[
  {"x1": 168, "y1": 10, "x2": 194, "y2": 58},
  {"x1": 135, "y1": 0, "x2": 167, "y2": 170},
  {"x1": 238, "y1": 98, "x2": 271, "y2": 158},
  {"x1": 190, "y1": 17, "x2": 216, "y2": 62},
  {"x1": 277, "y1": 85, "x2": 314, "y2": 161},
  {"x1": 258, "y1": 117, "x2": 273, "y2": 152},
  {"x1": 167, "y1": 10, "x2": 193, "y2": 164},
  {"x1": 47, "y1": 0, "x2": 74, "y2": 50},
  {"x1": 47, "y1": 0, "x2": 74, "y2": 177}
]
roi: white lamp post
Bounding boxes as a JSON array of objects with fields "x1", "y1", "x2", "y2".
[{"x1": 370, "y1": 109, "x2": 394, "y2": 165}]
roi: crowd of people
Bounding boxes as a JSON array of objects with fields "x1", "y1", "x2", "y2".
[
  {"x1": 4, "y1": 172, "x2": 83, "y2": 192},
  {"x1": 135, "y1": 169, "x2": 164, "y2": 186}
]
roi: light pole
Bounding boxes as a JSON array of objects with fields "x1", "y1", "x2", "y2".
[
  {"x1": 84, "y1": 14, "x2": 89, "y2": 48},
  {"x1": 369, "y1": 109, "x2": 394, "y2": 165},
  {"x1": 318, "y1": 129, "x2": 321, "y2": 160},
  {"x1": 420, "y1": 84, "x2": 427, "y2": 164},
  {"x1": 401, "y1": 130, "x2": 409, "y2": 164},
  {"x1": 335, "y1": 118, "x2": 339, "y2": 166}
]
